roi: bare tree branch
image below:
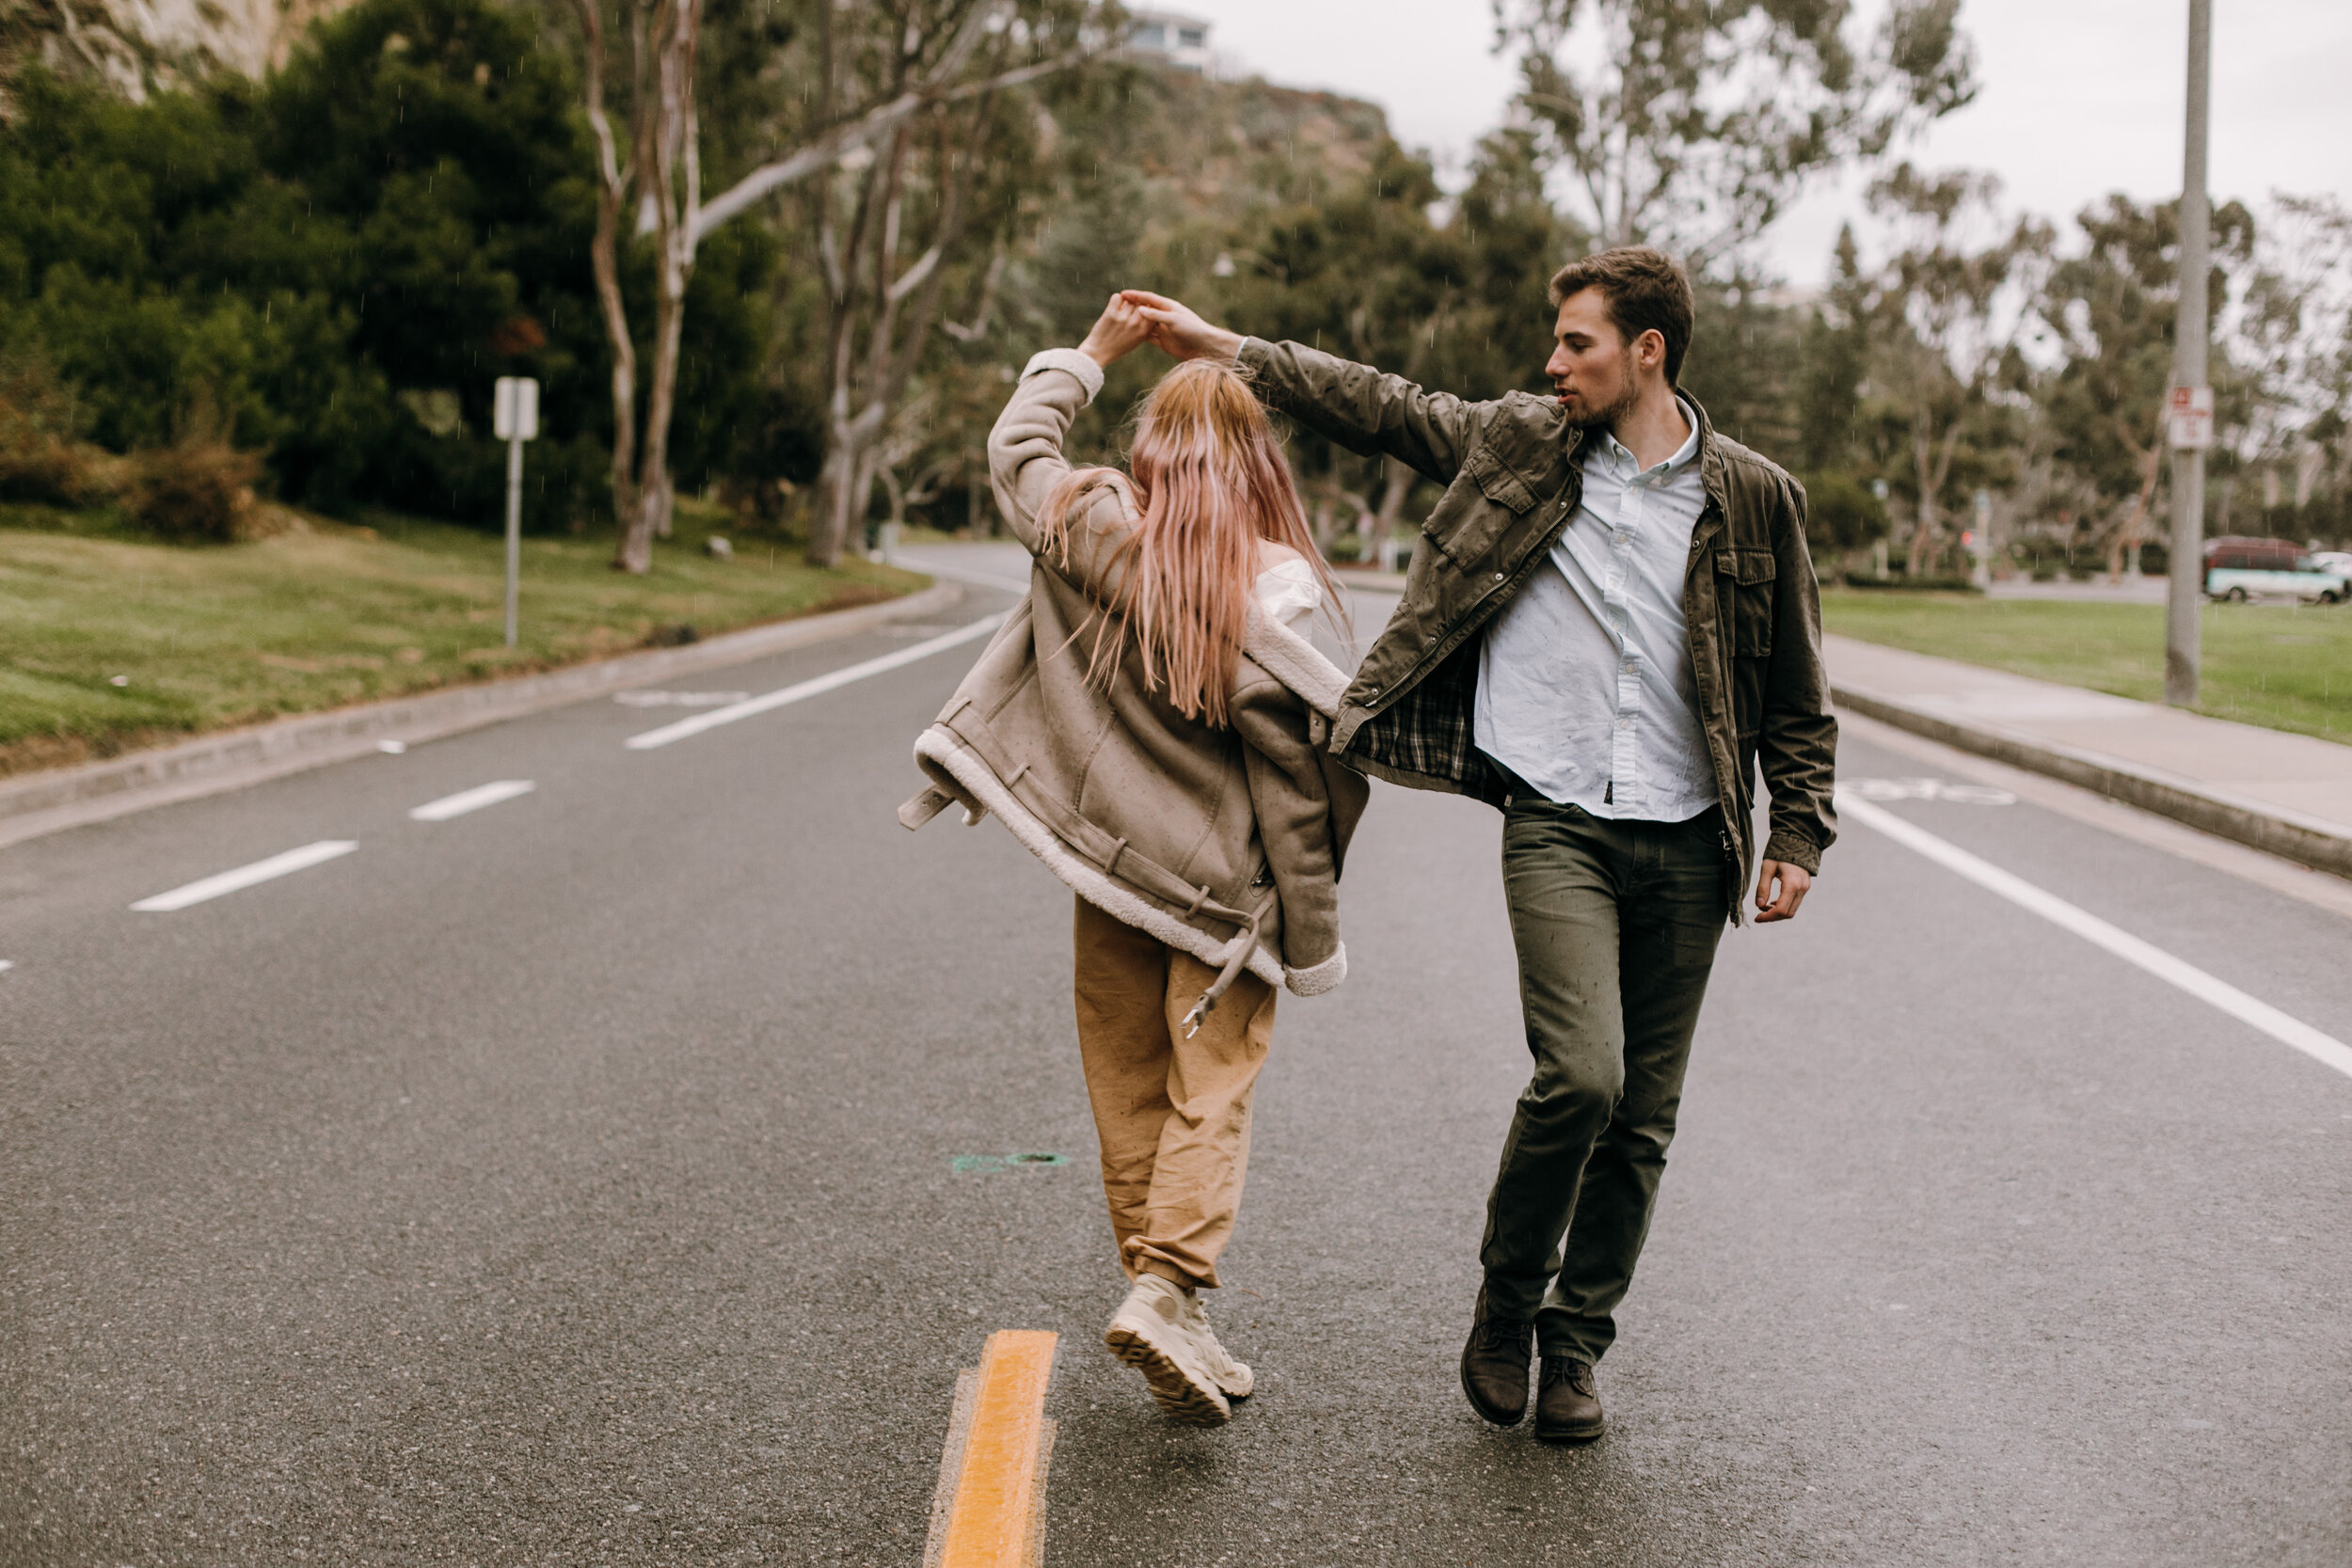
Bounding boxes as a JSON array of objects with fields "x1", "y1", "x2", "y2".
[{"x1": 692, "y1": 45, "x2": 1094, "y2": 240}]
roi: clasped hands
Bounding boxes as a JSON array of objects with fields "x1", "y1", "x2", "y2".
[{"x1": 1076, "y1": 290, "x2": 1243, "y2": 370}]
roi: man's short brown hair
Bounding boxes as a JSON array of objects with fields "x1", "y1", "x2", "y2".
[{"x1": 1548, "y1": 247, "x2": 1695, "y2": 387}]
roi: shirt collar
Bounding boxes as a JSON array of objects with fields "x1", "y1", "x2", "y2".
[{"x1": 1597, "y1": 397, "x2": 1701, "y2": 481}]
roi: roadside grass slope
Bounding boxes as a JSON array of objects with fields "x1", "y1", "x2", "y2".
[{"x1": 0, "y1": 503, "x2": 923, "y2": 776}]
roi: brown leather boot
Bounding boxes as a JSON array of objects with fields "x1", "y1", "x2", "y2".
[
  {"x1": 1458, "y1": 1287, "x2": 1534, "y2": 1426},
  {"x1": 1534, "y1": 1355, "x2": 1604, "y2": 1444}
]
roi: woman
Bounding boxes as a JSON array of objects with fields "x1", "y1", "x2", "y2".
[{"x1": 898, "y1": 294, "x2": 1369, "y2": 1426}]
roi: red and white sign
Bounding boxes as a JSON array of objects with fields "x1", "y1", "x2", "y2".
[{"x1": 2167, "y1": 385, "x2": 2214, "y2": 451}]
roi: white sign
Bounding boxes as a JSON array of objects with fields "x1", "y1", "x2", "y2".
[
  {"x1": 494, "y1": 376, "x2": 540, "y2": 441},
  {"x1": 2167, "y1": 384, "x2": 2213, "y2": 451}
]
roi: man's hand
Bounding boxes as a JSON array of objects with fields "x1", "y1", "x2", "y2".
[
  {"x1": 1754, "y1": 860, "x2": 1811, "y2": 924},
  {"x1": 1077, "y1": 293, "x2": 1155, "y2": 370},
  {"x1": 1120, "y1": 290, "x2": 1244, "y2": 362}
]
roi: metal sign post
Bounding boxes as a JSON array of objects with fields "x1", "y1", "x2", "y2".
[
  {"x1": 493, "y1": 377, "x2": 540, "y2": 649},
  {"x1": 2165, "y1": 0, "x2": 2212, "y2": 707}
]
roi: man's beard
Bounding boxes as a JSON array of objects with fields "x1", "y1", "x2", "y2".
[{"x1": 1560, "y1": 378, "x2": 1640, "y2": 432}]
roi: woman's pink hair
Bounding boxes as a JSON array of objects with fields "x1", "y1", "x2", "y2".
[{"x1": 1036, "y1": 359, "x2": 1341, "y2": 728}]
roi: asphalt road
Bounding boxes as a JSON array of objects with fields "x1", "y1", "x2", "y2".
[{"x1": 4, "y1": 547, "x2": 2348, "y2": 1567}]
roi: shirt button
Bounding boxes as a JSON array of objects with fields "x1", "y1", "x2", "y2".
[{"x1": 1493, "y1": 572, "x2": 1504, "y2": 581}]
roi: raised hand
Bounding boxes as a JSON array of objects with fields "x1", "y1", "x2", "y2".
[
  {"x1": 1077, "y1": 293, "x2": 1155, "y2": 369},
  {"x1": 1120, "y1": 290, "x2": 1244, "y2": 363}
]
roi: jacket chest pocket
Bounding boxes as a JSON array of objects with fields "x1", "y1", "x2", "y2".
[
  {"x1": 1423, "y1": 446, "x2": 1538, "y2": 570},
  {"x1": 1714, "y1": 547, "x2": 1776, "y2": 657}
]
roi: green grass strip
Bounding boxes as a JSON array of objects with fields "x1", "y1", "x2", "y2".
[{"x1": 1821, "y1": 591, "x2": 2352, "y2": 747}]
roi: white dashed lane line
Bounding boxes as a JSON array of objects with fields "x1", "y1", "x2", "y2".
[
  {"x1": 129, "y1": 840, "x2": 360, "y2": 912},
  {"x1": 119, "y1": 611, "x2": 1007, "y2": 911},
  {"x1": 408, "y1": 780, "x2": 537, "y2": 822},
  {"x1": 624, "y1": 613, "x2": 1008, "y2": 751},
  {"x1": 1840, "y1": 791, "x2": 2352, "y2": 1083}
]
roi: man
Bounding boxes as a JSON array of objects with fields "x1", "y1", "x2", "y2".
[{"x1": 1122, "y1": 247, "x2": 1836, "y2": 1443}]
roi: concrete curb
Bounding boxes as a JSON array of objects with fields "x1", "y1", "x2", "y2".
[
  {"x1": 1832, "y1": 678, "x2": 2352, "y2": 881},
  {"x1": 0, "y1": 581, "x2": 965, "y2": 850}
]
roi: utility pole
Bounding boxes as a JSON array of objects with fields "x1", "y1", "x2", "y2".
[
  {"x1": 494, "y1": 377, "x2": 541, "y2": 649},
  {"x1": 2165, "y1": 0, "x2": 2214, "y2": 706}
]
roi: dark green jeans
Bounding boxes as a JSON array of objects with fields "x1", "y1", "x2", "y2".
[{"x1": 1480, "y1": 790, "x2": 1727, "y2": 1363}]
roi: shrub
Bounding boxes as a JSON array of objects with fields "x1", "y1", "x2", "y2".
[
  {"x1": 0, "y1": 359, "x2": 104, "y2": 506},
  {"x1": 1800, "y1": 469, "x2": 1890, "y2": 554},
  {"x1": 124, "y1": 440, "x2": 266, "y2": 542}
]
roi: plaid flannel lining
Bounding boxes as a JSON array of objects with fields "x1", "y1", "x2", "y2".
[{"x1": 1348, "y1": 640, "x2": 1483, "y2": 789}]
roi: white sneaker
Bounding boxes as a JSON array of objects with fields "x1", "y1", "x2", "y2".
[
  {"x1": 1184, "y1": 1291, "x2": 1253, "y2": 1400},
  {"x1": 1104, "y1": 1275, "x2": 1231, "y2": 1426}
]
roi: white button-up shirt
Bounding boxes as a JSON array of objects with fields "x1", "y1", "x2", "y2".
[{"x1": 1472, "y1": 401, "x2": 1715, "y2": 821}]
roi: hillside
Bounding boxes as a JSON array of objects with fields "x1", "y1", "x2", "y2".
[{"x1": 2, "y1": 0, "x2": 350, "y2": 104}]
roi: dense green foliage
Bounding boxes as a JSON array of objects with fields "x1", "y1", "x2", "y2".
[
  {"x1": 1, "y1": 0, "x2": 2343, "y2": 568},
  {"x1": 0, "y1": 0, "x2": 787, "y2": 533}
]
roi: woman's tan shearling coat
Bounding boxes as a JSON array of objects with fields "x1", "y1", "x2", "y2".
[{"x1": 899, "y1": 349, "x2": 1369, "y2": 1009}]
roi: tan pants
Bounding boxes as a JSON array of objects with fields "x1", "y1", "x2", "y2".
[{"x1": 1072, "y1": 896, "x2": 1277, "y2": 1291}]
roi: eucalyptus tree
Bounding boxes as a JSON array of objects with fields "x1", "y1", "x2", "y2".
[
  {"x1": 800, "y1": 0, "x2": 1106, "y2": 568},
  {"x1": 2038, "y1": 193, "x2": 2255, "y2": 573},
  {"x1": 2230, "y1": 195, "x2": 2352, "y2": 531},
  {"x1": 1860, "y1": 163, "x2": 2050, "y2": 575},
  {"x1": 567, "y1": 0, "x2": 1106, "y2": 573},
  {"x1": 1495, "y1": 0, "x2": 1977, "y2": 271}
]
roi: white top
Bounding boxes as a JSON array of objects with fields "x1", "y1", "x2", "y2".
[
  {"x1": 1472, "y1": 400, "x2": 1715, "y2": 821},
  {"x1": 1254, "y1": 552, "x2": 1321, "y2": 630}
]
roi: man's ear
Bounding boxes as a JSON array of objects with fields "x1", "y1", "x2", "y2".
[{"x1": 1638, "y1": 328, "x2": 1666, "y2": 374}]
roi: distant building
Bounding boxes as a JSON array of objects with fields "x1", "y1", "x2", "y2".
[{"x1": 1127, "y1": 9, "x2": 1212, "y2": 72}]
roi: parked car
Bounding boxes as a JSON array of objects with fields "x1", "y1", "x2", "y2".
[
  {"x1": 2312, "y1": 549, "x2": 2352, "y2": 578},
  {"x1": 2202, "y1": 536, "x2": 2351, "y2": 604}
]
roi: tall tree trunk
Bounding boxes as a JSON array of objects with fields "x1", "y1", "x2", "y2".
[
  {"x1": 1310, "y1": 487, "x2": 1339, "y2": 557},
  {"x1": 592, "y1": 182, "x2": 644, "y2": 570},
  {"x1": 812, "y1": 426, "x2": 868, "y2": 566},
  {"x1": 2106, "y1": 438, "x2": 2166, "y2": 579},
  {"x1": 612, "y1": 0, "x2": 700, "y2": 571},
  {"x1": 1907, "y1": 420, "x2": 1963, "y2": 577},
  {"x1": 1906, "y1": 430, "x2": 1939, "y2": 577},
  {"x1": 811, "y1": 399, "x2": 887, "y2": 565},
  {"x1": 804, "y1": 90, "x2": 993, "y2": 566},
  {"x1": 576, "y1": 0, "x2": 644, "y2": 570}
]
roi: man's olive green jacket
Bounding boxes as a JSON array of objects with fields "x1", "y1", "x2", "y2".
[{"x1": 1239, "y1": 337, "x2": 1837, "y2": 917}]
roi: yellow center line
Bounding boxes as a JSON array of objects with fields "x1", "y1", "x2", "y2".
[{"x1": 936, "y1": 1330, "x2": 1058, "y2": 1568}]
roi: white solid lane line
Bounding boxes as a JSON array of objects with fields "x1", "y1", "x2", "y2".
[
  {"x1": 130, "y1": 840, "x2": 360, "y2": 913},
  {"x1": 408, "y1": 780, "x2": 537, "y2": 822},
  {"x1": 624, "y1": 612, "x2": 1009, "y2": 752},
  {"x1": 1840, "y1": 792, "x2": 2352, "y2": 1083}
]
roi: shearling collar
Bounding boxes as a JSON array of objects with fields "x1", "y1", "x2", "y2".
[{"x1": 1241, "y1": 599, "x2": 1350, "y2": 719}]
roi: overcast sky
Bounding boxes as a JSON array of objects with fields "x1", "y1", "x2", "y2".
[{"x1": 1168, "y1": 0, "x2": 2352, "y2": 283}]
